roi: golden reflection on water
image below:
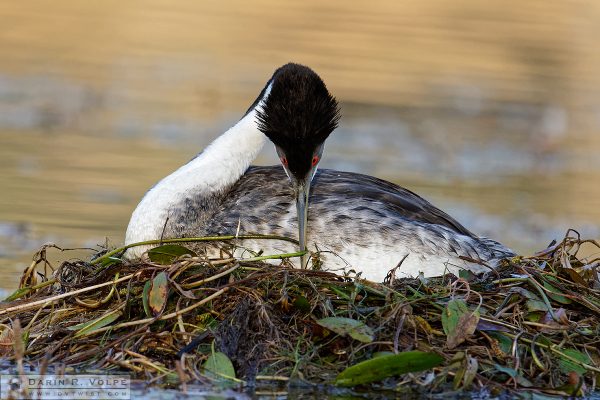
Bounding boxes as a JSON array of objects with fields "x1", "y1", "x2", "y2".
[{"x1": 1, "y1": 1, "x2": 599, "y2": 291}]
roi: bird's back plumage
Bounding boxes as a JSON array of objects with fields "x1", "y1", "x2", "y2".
[{"x1": 164, "y1": 166, "x2": 514, "y2": 281}]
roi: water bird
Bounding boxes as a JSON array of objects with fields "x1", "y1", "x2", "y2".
[{"x1": 125, "y1": 63, "x2": 515, "y2": 281}]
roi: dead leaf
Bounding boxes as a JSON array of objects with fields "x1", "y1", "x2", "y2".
[{"x1": 442, "y1": 299, "x2": 480, "y2": 349}]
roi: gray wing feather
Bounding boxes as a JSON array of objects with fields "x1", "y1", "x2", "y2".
[{"x1": 204, "y1": 166, "x2": 475, "y2": 238}]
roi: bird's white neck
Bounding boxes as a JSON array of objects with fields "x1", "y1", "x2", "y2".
[{"x1": 124, "y1": 100, "x2": 269, "y2": 252}]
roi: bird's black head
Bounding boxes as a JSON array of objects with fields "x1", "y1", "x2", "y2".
[{"x1": 255, "y1": 63, "x2": 340, "y2": 181}]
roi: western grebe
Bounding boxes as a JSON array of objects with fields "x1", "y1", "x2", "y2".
[{"x1": 124, "y1": 63, "x2": 514, "y2": 281}]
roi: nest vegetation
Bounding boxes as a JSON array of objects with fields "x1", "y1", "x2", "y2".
[{"x1": 1, "y1": 230, "x2": 599, "y2": 397}]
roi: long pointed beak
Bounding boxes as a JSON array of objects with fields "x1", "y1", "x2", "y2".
[
  {"x1": 277, "y1": 143, "x2": 323, "y2": 269},
  {"x1": 293, "y1": 177, "x2": 311, "y2": 268}
]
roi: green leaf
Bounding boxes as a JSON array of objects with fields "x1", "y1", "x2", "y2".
[
  {"x1": 525, "y1": 311, "x2": 543, "y2": 322},
  {"x1": 204, "y1": 352, "x2": 236, "y2": 380},
  {"x1": 148, "y1": 272, "x2": 169, "y2": 317},
  {"x1": 487, "y1": 332, "x2": 512, "y2": 354},
  {"x1": 147, "y1": 244, "x2": 196, "y2": 265},
  {"x1": 98, "y1": 256, "x2": 122, "y2": 268},
  {"x1": 316, "y1": 317, "x2": 374, "y2": 343},
  {"x1": 442, "y1": 299, "x2": 467, "y2": 335},
  {"x1": 292, "y1": 295, "x2": 311, "y2": 313},
  {"x1": 69, "y1": 310, "x2": 122, "y2": 337},
  {"x1": 442, "y1": 299, "x2": 479, "y2": 349},
  {"x1": 142, "y1": 280, "x2": 152, "y2": 318},
  {"x1": 458, "y1": 269, "x2": 476, "y2": 281},
  {"x1": 328, "y1": 285, "x2": 351, "y2": 300},
  {"x1": 542, "y1": 281, "x2": 572, "y2": 304},
  {"x1": 335, "y1": 351, "x2": 443, "y2": 387},
  {"x1": 493, "y1": 364, "x2": 533, "y2": 387},
  {"x1": 4, "y1": 287, "x2": 32, "y2": 301},
  {"x1": 509, "y1": 287, "x2": 539, "y2": 300},
  {"x1": 526, "y1": 299, "x2": 550, "y2": 312},
  {"x1": 372, "y1": 351, "x2": 395, "y2": 358},
  {"x1": 557, "y1": 348, "x2": 591, "y2": 375}
]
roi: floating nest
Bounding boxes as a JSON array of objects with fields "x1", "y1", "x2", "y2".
[{"x1": 1, "y1": 230, "x2": 599, "y2": 397}]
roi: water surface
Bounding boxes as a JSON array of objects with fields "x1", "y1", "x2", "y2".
[{"x1": 1, "y1": 0, "x2": 599, "y2": 291}]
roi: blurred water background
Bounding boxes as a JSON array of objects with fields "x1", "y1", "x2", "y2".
[{"x1": 1, "y1": 0, "x2": 599, "y2": 292}]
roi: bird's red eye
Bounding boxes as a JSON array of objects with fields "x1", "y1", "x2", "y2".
[
  {"x1": 281, "y1": 157, "x2": 288, "y2": 166},
  {"x1": 312, "y1": 155, "x2": 319, "y2": 167}
]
